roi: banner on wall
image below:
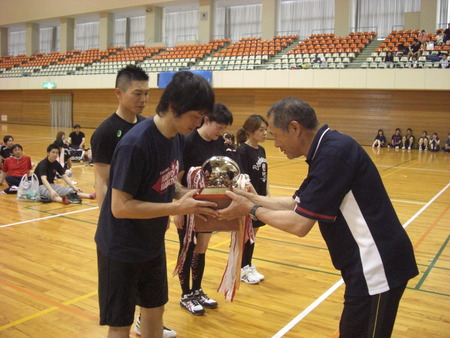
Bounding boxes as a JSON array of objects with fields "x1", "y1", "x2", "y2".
[{"x1": 157, "y1": 70, "x2": 212, "y2": 89}]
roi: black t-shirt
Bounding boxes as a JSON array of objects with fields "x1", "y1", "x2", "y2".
[
  {"x1": 34, "y1": 158, "x2": 66, "y2": 185},
  {"x1": 69, "y1": 131, "x2": 85, "y2": 148},
  {"x1": 91, "y1": 113, "x2": 146, "y2": 164},
  {"x1": 236, "y1": 143, "x2": 268, "y2": 196},
  {"x1": 181, "y1": 130, "x2": 228, "y2": 186},
  {"x1": 1, "y1": 146, "x2": 12, "y2": 160},
  {"x1": 95, "y1": 117, "x2": 184, "y2": 262}
]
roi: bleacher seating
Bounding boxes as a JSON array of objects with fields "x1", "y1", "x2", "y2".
[
  {"x1": 369, "y1": 29, "x2": 450, "y2": 68},
  {"x1": 288, "y1": 32, "x2": 376, "y2": 69},
  {"x1": 192, "y1": 36, "x2": 298, "y2": 70}
]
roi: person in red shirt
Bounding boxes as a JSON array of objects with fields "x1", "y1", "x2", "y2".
[{"x1": 0, "y1": 144, "x2": 33, "y2": 193}]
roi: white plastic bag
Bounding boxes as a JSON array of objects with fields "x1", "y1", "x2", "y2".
[{"x1": 17, "y1": 174, "x2": 40, "y2": 202}]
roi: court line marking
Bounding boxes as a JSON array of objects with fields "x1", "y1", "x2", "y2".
[
  {"x1": 0, "y1": 207, "x2": 98, "y2": 228},
  {"x1": 272, "y1": 182, "x2": 450, "y2": 338}
]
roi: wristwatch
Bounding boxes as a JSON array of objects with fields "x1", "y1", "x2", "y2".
[{"x1": 249, "y1": 205, "x2": 262, "y2": 221}]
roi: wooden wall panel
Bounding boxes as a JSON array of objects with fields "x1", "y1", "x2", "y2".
[{"x1": 0, "y1": 88, "x2": 448, "y2": 146}]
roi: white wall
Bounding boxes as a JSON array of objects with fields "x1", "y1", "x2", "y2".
[{"x1": 1, "y1": 68, "x2": 448, "y2": 90}]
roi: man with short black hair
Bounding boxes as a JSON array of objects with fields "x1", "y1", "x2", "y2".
[{"x1": 95, "y1": 71, "x2": 217, "y2": 338}]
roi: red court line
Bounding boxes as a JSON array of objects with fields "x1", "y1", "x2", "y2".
[
  {"x1": 413, "y1": 204, "x2": 450, "y2": 250},
  {"x1": 0, "y1": 279, "x2": 98, "y2": 322}
]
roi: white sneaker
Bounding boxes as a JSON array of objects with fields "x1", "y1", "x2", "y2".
[
  {"x1": 135, "y1": 315, "x2": 177, "y2": 337},
  {"x1": 241, "y1": 265, "x2": 260, "y2": 284},
  {"x1": 408, "y1": 147, "x2": 411, "y2": 150},
  {"x1": 180, "y1": 293, "x2": 205, "y2": 316},
  {"x1": 250, "y1": 265, "x2": 265, "y2": 281},
  {"x1": 402, "y1": 146, "x2": 405, "y2": 149}
]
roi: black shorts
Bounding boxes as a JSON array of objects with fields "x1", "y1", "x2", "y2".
[
  {"x1": 97, "y1": 249, "x2": 168, "y2": 327},
  {"x1": 339, "y1": 283, "x2": 407, "y2": 338}
]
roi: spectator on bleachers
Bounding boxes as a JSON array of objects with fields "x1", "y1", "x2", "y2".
[
  {"x1": 402, "y1": 128, "x2": 415, "y2": 150},
  {"x1": 418, "y1": 131, "x2": 430, "y2": 151},
  {"x1": 408, "y1": 39, "x2": 422, "y2": 60},
  {"x1": 429, "y1": 132, "x2": 440, "y2": 152},
  {"x1": 387, "y1": 128, "x2": 402, "y2": 149},
  {"x1": 0, "y1": 144, "x2": 33, "y2": 194},
  {"x1": 442, "y1": 133, "x2": 450, "y2": 152},
  {"x1": 443, "y1": 23, "x2": 450, "y2": 44},
  {"x1": 34, "y1": 143, "x2": 95, "y2": 204},
  {"x1": 435, "y1": 30, "x2": 444, "y2": 46},
  {"x1": 0, "y1": 135, "x2": 15, "y2": 170},
  {"x1": 384, "y1": 51, "x2": 394, "y2": 68},
  {"x1": 372, "y1": 129, "x2": 386, "y2": 148},
  {"x1": 418, "y1": 30, "x2": 427, "y2": 42},
  {"x1": 439, "y1": 53, "x2": 449, "y2": 68},
  {"x1": 396, "y1": 44, "x2": 410, "y2": 57}
]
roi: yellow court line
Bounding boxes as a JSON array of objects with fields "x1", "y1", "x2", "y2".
[
  {"x1": 0, "y1": 307, "x2": 58, "y2": 331},
  {"x1": 380, "y1": 160, "x2": 417, "y2": 179}
]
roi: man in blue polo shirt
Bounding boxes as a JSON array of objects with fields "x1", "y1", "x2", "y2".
[{"x1": 218, "y1": 97, "x2": 418, "y2": 337}]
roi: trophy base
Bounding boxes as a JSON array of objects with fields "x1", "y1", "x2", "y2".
[{"x1": 194, "y1": 187, "x2": 240, "y2": 232}]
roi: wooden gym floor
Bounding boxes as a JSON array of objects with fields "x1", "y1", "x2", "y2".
[{"x1": 0, "y1": 124, "x2": 449, "y2": 337}]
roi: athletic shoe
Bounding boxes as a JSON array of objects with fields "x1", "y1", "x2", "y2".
[
  {"x1": 402, "y1": 146, "x2": 405, "y2": 149},
  {"x1": 424, "y1": 147, "x2": 428, "y2": 151},
  {"x1": 135, "y1": 315, "x2": 177, "y2": 337},
  {"x1": 180, "y1": 293, "x2": 204, "y2": 315},
  {"x1": 193, "y1": 288, "x2": 218, "y2": 309},
  {"x1": 408, "y1": 147, "x2": 411, "y2": 150},
  {"x1": 250, "y1": 265, "x2": 265, "y2": 281},
  {"x1": 66, "y1": 192, "x2": 82, "y2": 204},
  {"x1": 241, "y1": 265, "x2": 260, "y2": 284},
  {"x1": 395, "y1": 146, "x2": 399, "y2": 149}
]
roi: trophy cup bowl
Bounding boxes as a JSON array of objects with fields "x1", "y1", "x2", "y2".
[{"x1": 194, "y1": 156, "x2": 241, "y2": 232}]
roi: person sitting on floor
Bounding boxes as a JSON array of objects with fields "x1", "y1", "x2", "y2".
[
  {"x1": 402, "y1": 128, "x2": 415, "y2": 149},
  {"x1": 34, "y1": 143, "x2": 95, "y2": 204},
  {"x1": 387, "y1": 128, "x2": 402, "y2": 148},
  {"x1": 0, "y1": 144, "x2": 33, "y2": 194},
  {"x1": 429, "y1": 132, "x2": 440, "y2": 152}
]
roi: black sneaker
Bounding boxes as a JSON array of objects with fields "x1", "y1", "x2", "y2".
[
  {"x1": 193, "y1": 289, "x2": 218, "y2": 309},
  {"x1": 180, "y1": 293, "x2": 205, "y2": 315},
  {"x1": 66, "y1": 192, "x2": 82, "y2": 204}
]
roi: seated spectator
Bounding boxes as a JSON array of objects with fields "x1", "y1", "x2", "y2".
[
  {"x1": 68, "y1": 124, "x2": 86, "y2": 150},
  {"x1": 68, "y1": 124, "x2": 86, "y2": 162},
  {"x1": 418, "y1": 131, "x2": 430, "y2": 151},
  {"x1": 439, "y1": 53, "x2": 449, "y2": 68},
  {"x1": 34, "y1": 144, "x2": 95, "y2": 204},
  {"x1": 223, "y1": 132, "x2": 237, "y2": 152},
  {"x1": 408, "y1": 39, "x2": 422, "y2": 60},
  {"x1": 443, "y1": 23, "x2": 450, "y2": 44},
  {"x1": 0, "y1": 144, "x2": 33, "y2": 194},
  {"x1": 54, "y1": 131, "x2": 72, "y2": 170},
  {"x1": 429, "y1": 132, "x2": 440, "y2": 152},
  {"x1": 396, "y1": 44, "x2": 410, "y2": 57},
  {"x1": 0, "y1": 135, "x2": 14, "y2": 170},
  {"x1": 402, "y1": 128, "x2": 415, "y2": 150},
  {"x1": 372, "y1": 129, "x2": 386, "y2": 148},
  {"x1": 435, "y1": 30, "x2": 444, "y2": 46},
  {"x1": 418, "y1": 30, "x2": 427, "y2": 42},
  {"x1": 387, "y1": 128, "x2": 402, "y2": 148},
  {"x1": 384, "y1": 51, "x2": 394, "y2": 68},
  {"x1": 442, "y1": 132, "x2": 450, "y2": 152}
]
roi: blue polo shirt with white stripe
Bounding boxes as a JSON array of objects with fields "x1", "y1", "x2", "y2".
[{"x1": 294, "y1": 125, "x2": 418, "y2": 296}]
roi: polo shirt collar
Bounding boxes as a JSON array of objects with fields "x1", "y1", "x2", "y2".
[{"x1": 306, "y1": 124, "x2": 330, "y2": 164}]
